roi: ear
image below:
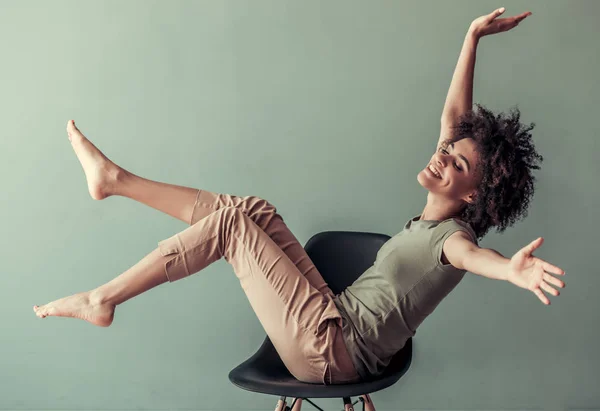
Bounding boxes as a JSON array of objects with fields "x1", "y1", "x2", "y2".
[{"x1": 463, "y1": 191, "x2": 477, "y2": 205}]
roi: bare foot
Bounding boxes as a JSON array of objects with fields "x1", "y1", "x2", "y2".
[
  {"x1": 33, "y1": 291, "x2": 115, "y2": 327},
  {"x1": 66, "y1": 120, "x2": 124, "y2": 200}
]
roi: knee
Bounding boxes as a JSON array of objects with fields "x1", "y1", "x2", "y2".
[{"x1": 246, "y1": 195, "x2": 278, "y2": 215}]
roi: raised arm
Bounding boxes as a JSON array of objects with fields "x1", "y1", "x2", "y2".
[
  {"x1": 440, "y1": 8, "x2": 533, "y2": 134},
  {"x1": 440, "y1": 30, "x2": 479, "y2": 125}
]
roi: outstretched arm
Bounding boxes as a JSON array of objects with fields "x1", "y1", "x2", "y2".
[{"x1": 445, "y1": 232, "x2": 566, "y2": 306}]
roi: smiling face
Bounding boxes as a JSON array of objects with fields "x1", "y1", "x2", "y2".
[{"x1": 417, "y1": 137, "x2": 482, "y2": 207}]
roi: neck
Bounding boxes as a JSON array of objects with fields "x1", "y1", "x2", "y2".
[{"x1": 420, "y1": 194, "x2": 464, "y2": 222}]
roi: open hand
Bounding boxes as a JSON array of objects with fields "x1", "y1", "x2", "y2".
[
  {"x1": 469, "y1": 7, "x2": 532, "y2": 38},
  {"x1": 507, "y1": 237, "x2": 566, "y2": 305}
]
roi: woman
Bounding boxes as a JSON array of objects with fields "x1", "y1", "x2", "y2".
[{"x1": 34, "y1": 7, "x2": 565, "y2": 387}]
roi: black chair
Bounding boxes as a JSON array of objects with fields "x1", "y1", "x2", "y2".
[{"x1": 229, "y1": 231, "x2": 413, "y2": 411}]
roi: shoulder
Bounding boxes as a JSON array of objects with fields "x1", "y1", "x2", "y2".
[{"x1": 441, "y1": 230, "x2": 478, "y2": 269}]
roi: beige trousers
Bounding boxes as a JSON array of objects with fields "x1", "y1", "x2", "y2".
[{"x1": 157, "y1": 189, "x2": 361, "y2": 385}]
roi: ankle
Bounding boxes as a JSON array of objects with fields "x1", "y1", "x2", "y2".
[
  {"x1": 111, "y1": 167, "x2": 133, "y2": 196},
  {"x1": 89, "y1": 288, "x2": 112, "y2": 306}
]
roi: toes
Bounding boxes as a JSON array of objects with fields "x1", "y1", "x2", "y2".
[
  {"x1": 67, "y1": 121, "x2": 74, "y2": 140},
  {"x1": 33, "y1": 305, "x2": 47, "y2": 318},
  {"x1": 66, "y1": 120, "x2": 78, "y2": 141}
]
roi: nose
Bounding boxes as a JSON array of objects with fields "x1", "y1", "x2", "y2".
[{"x1": 435, "y1": 154, "x2": 447, "y2": 168}]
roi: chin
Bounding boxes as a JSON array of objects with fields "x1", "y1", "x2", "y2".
[{"x1": 416, "y1": 170, "x2": 430, "y2": 189}]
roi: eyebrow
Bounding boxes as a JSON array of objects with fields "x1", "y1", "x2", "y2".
[{"x1": 450, "y1": 142, "x2": 471, "y2": 173}]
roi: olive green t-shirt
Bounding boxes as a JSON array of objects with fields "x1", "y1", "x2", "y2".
[{"x1": 332, "y1": 213, "x2": 478, "y2": 380}]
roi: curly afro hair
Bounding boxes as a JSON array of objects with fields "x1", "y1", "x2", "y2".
[{"x1": 440, "y1": 103, "x2": 544, "y2": 240}]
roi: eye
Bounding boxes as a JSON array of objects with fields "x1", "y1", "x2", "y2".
[{"x1": 439, "y1": 147, "x2": 463, "y2": 172}]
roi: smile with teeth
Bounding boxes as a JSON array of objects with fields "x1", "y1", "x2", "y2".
[{"x1": 428, "y1": 164, "x2": 442, "y2": 179}]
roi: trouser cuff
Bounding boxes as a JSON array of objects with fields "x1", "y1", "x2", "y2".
[{"x1": 158, "y1": 233, "x2": 190, "y2": 282}]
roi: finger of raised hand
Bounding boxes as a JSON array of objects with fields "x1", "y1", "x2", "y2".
[
  {"x1": 487, "y1": 7, "x2": 505, "y2": 22},
  {"x1": 514, "y1": 11, "x2": 532, "y2": 24}
]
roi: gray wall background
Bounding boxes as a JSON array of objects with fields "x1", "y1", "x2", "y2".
[{"x1": 1, "y1": 1, "x2": 597, "y2": 410}]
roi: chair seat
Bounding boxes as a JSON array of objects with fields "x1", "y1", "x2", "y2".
[{"x1": 229, "y1": 337, "x2": 413, "y2": 399}]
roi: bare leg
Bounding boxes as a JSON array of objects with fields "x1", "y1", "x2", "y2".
[
  {"x1": 34, "y1": 121, "x2": 333, "y2": 334},
  {"x1": 32, "y1": 120, "x2": 201, "y2": 325},
  {"x1": 64, "y1": 119, "x2": 199, "y2": 225},
  {"x1": 33, "y1": 246, "x2": 170, "y2": 327},
  {"x1": 115, "y1": 172, "x2": 198, "y2": 225}
]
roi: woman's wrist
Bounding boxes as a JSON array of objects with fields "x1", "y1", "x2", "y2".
[{"x1": 467, "y1": 27, "x2": 481, "y2": 42}]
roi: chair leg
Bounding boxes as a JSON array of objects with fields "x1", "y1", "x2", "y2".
[
  {"x1": 274, "y1": 396, "x2": 287, "y2": 411},
  {"x1": 276, "y1": 395, "x2": 372, "y2": 411},
  {"x1": 359, "y1": 394, "x2": 375, "y2": 411},
  {"x1": 273, "y1": 397, "x2": 302, "y2": 411}
]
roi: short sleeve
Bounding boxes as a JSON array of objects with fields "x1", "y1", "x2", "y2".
[{"x1": 429, "y1": 219, "x2": 478, "y2": 268}]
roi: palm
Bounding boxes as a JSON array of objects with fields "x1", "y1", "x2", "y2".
[
  {"x1": 508, "y1": 237, "x2": 566, "y2": 305},
  {"x1": 470, "y1": 8, "x2": 532, "y2": 38},
  {"x1": 508, "y1": 249, "x2": 543, "y2": 289}
]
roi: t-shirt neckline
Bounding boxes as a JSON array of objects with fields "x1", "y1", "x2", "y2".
[{"x1": 413, "y1": 214, "x2": 442, "y2": 223}]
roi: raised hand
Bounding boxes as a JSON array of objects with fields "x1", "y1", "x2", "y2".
[
  {"x1": 507, "y1": 237, "x2": 566, "y2": 306},
  {"x1": 469, "y1": 7, "x2": 532, "y2": 38}
]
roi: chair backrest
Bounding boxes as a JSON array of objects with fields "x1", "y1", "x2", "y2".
[{"x1": 304, "y1": 231, "x2": 391, "y2": 295}]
